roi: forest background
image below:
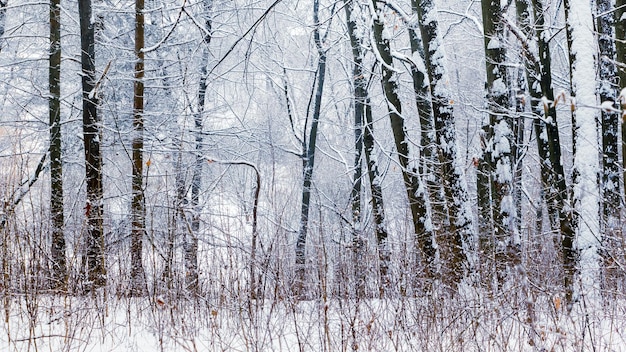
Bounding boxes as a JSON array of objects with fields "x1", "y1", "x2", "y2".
[{"x1": 1, "y1": 0, "x2": 626, "y2": 350}]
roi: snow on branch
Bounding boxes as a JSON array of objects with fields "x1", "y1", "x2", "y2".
[{"x1": 144, "y1": 0, "x2": 187, "y2": 53}]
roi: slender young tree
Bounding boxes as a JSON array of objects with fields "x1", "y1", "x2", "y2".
[
  {"x1": 49, "y1": 0, "x2": 66, "y2": 290},
  {"x1": 345, "y1": 0, "x2": 391, "y2": 296},
  {"x1": 514, "y1": 0, "x2": 564, "y2": 235},
  {"x1": 362, "y1": 102, "x2": 391, "y2": 293},
  {"x1": 187, "y1": 0, "x2": 213, "y2": 293},
  {"x1": 371, "y1": 0, "x2": 436, "y2": 285},
  {"x1": 78, "y1": 0, "x2": 106, "y2": 289},
  {"x1": 344, "y1": 0, "x2": 366, "y2": 297},
  {"x1": 415, "y1": 0, "x2": 475, "y2": 288},
  {"x1": 564, "y1": 0, "x2": 601, "y2": 308},
  {"x1": 294, "y1": 0, "x2": 327, "y2": 297},
  {"x1": 129, "y1": 0, "x2": 147, "y2": 296},
  {"x1": 618, "y1": 0, "x2": 626, "y2": 202},
  {"x1": 596, "y1": 0, "x2": 620, "y2": 230},
  {"x1": 516, "y1": 0, "x2": 577, "y2": 307}
]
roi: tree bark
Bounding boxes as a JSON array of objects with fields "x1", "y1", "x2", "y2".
[
  {"x1": 129, "y1": 0, "x2": 147, "y2": 296},
  {"x1": 49, "y1": 0, "x2": 66, "y2": 291},
  {"x1": 480, "y1": 0, "x2": 516, "y2": 285},
  {"x1": 617, "y1": 0, "x2": 626, "y2": 203},
  {"x1": 186, "y1": 0, "x2": 213, "y2": 294},
  {"x1": 415, "y1": 0, "x2": 475, "y2": 289},
  {"x1": 294, "y1": 0, "x2": 326, "y2": 298},
  {"x1": 596, "y1": 0, "x2": 620, "y2": 230},
  {"x1": 407, "y1": 3, "x2": 448, "y2": 235},
  {"x1": 363, "y1": 102, "x2": 391, "y2": 295},
  {"x1": 564, "y1": 0, "x2": 601, "y2": 309},
  {"x1": 372, "y1": 0, "x2": 436, "y2": 285},
  {"x1": 78, "y1": 0, "x2": 106, "y2": 290},
  {"x1": 344, "y1": 0, "x2": 366, "y2": 298}
]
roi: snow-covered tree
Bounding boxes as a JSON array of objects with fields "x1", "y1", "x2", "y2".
[
  {"x1": 565, "y1": 0, "x2": 601, "y2": 308},
  {"x1": 415, "y1": 0, "x2": 476, "y2": 288}
]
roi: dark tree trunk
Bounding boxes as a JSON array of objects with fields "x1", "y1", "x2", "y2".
[
  {"x1": 407, "y1": 4, "x2": 448, "y2": 233},
  {"x1": 344, "y1": 0, "x2": 366, "y2": 298},
  {"x1": 512, "y1": 68, "x2": 525, "y2": 241},
  {"x1": 78, "y1": 0, "x2": 106, "y2": 290},
  {"x1": 415, "y1": 0, "x2": 475, "y2": 289},
  {"x1": 525, "y1": 0, "x2": 575, "y2": 308},
  {"x1": 186, "y1": 0, "x2": 212, "y2": 294},
  {"x1": 618, "y1": 0, "x2": 626, "y2": 203},
  {"x1": 49, "y1": 0, "x2": 66, "y2": 291},
  {"x1": 294, "y1": 0, "x2": 326, "y2": 298},
  {"x1": 372, "y1": 0, "x2": 436, "y2": 285},
  {"x1": 363, "y1": 103, "x2": 391, "y2": 294},
  {"x1": 129, "y1": 0, "x2": 147, "y2": 296},
  {"x1": 596, "y1": 0, "x2": 620, "y2": 229},
  {"x1": 480, "y1": 0, "x2": 515, "y2": 284}
]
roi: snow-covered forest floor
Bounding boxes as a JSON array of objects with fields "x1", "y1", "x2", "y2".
[{"x1": 1, "y1": 289, "x2": 625, "y2": 351}]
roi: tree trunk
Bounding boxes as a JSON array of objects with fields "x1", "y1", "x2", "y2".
[
  {"x1": 415, "y1": 0, "x2": 475, "y2": 289},
  {"x1": 372, "y1": 0, "x2": 436, "y2": 286},
  {"x1": 515, "y1": 0, "x2": 561, "y2": 234},
  {"x1": 407, "y1": 5, "x2": 448, "y2": 234},
  {"x1": 564, "y1": 0, "x2": 601, "y2": 309},
  {"x1": 344, "y1": 0, "x2": 366, "y2": 298},
  {"x1": 294, "y1": 0, "x2": 326, "y2": 298},
  {"x1": 596, "y1": 0, "x2": 620, "y2": 230},
  {"x1": 49, "y1": 0, "x2": 66, "y2": 291},
  {"x1": 363, "y1": 102, "x2": 391, "y2": 295},
  {"x1": 512, "y1": 68, "x2": 525, "y2": 242},
  {"x1": 186, "y1": 0, "x2": 212, "y2": 294},
  {"x1": 78, "y1": 0, "x2": 106, "y2": 290},
  {"x1": 480, "y1": 0, "x2": 515, "y2": 285},
  {"x1": 129, "y1": 0, "x2": 147, "y2": 296},
  {"x1": 617, "y1": 0, "x2": 626, "y2": 203}
]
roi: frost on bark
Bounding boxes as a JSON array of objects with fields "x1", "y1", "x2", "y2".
[
  {"x1": 564, "y1": 0, "x2": 601, "y2": 308},
  {"x1": 129, "y1": 0, "x2": 147, "y2": 296},
  {"x1": 344, "y1": 0, "x2": 389, "y2": 297},
  {"x1": 512, "y1": 66, "x2": 525, "y2": 240},
  {"x1": 294, "y1": 0, "x2": 326, "y2": 298},
  {"x1": 407, "y1": 0, "x2": 447, "y2": 233},
  {"x1": 49, "y1": 0, "x2": 67, "y2": 290},
  {"x1": 415, "y1": 0, "x2": 475, "y2": 289},
  {"x1": 480, "y1": 0, "x2": 516, "y2": 285},
  {"x1": 344, "y1": 0, "x2": 365, "y2": 298},
  {"x1": 596, "y1": 0, "x2": 620, "y2": 229},
  {"x1": 618, "y1": 0, "x2": 626, "y2": 203},
  {"x1": 372, "y1": 0, "x2": 436, "y2": 285},
  {"x1": 79, "y1": 0, "x2": 106, "y2": 290}
]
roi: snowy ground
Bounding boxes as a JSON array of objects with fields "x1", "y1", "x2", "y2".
[{"x1": 1, "y1": 289, "x2": 625, "y2": 352}]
